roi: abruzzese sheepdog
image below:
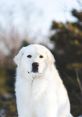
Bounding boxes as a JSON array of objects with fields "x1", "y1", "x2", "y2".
[{"x1": 14, "y1": 44, "x2": 73, "y2": 117}]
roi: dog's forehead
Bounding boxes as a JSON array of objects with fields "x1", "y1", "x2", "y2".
[{"x1": 24, "y1": 45, "x2": 48, "y2": 55}]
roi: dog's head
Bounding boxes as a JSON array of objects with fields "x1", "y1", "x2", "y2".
[{"x1": 14, "y1": 44, "x2": 55, "y2": 78}]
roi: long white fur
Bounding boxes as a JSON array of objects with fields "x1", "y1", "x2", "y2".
[{"x1": 14, "y1": 44, "x2": 73, "y2": 117}]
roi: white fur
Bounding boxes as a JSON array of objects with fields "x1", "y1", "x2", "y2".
[{"x1": 14, "y1": 44, "x2": 73, "y2": 117}]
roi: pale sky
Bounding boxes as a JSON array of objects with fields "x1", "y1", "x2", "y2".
[{"x1": 0, "y1": 0, "x2": 82, "y2": 51}]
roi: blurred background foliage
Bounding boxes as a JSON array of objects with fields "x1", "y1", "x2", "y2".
[
  {"x1": 50, "y1": 9, "x2": 82, "y2": 116},
  {"x1": 0, "y1": 9, "x2": 82, "y2": 117}
]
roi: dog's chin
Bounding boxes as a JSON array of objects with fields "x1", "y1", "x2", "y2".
[{"x1": 28, "y1": 72, "x2": 44, "y2": 78}]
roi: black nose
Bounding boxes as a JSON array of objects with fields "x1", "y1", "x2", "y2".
[{"x1": 32, "y1": 62, "x2": 39, "y2": 73}]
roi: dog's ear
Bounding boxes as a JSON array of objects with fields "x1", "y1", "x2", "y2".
[
  {"x1": 14, "y1": 47, "x2": 25, "y2": 65},
  {"x1": 47, "y1": 50, "x2": 55, "y2": 64}
]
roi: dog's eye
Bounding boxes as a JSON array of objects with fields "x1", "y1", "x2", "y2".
[
  {"x1": 27, "y1": 55, "x2": 32, "y2": 58},
  {"x1": 39, "y1": 55, "x2": 44, "y2": 58}
]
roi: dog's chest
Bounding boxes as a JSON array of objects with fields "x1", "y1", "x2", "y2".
[
  {"x1": 31, "y1": 78, "x2": 48, "y2": 100},
  {"x1": 16, "y1": 78, "x2": 48, "y2": 102}
]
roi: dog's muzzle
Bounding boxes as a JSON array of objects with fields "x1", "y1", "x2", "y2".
[{"x1": 32, "y1": 62, "x2": 39, "y2": 73}]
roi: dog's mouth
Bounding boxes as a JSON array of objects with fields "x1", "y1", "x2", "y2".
[
  {"x1": 27, "y1": 62, "x2": 44, "y2": 77},
  {"x1": 28, "y1": 71, "x2": 43, "y2": 78},
  {"x1": 32, "y1": 73, "x2": 43, "y2": 78}
]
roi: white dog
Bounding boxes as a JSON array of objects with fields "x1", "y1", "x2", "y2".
[{"x1": 14, "y1": 44, "x2": 73, "y2": 117}]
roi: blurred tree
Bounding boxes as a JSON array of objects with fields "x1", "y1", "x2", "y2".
[
  {"x1": 20, "y1": 40, "x2": 29, "y2": 47},
  {"x1": 50, "y1": 10, "x2": 82, "y2": 116}
]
